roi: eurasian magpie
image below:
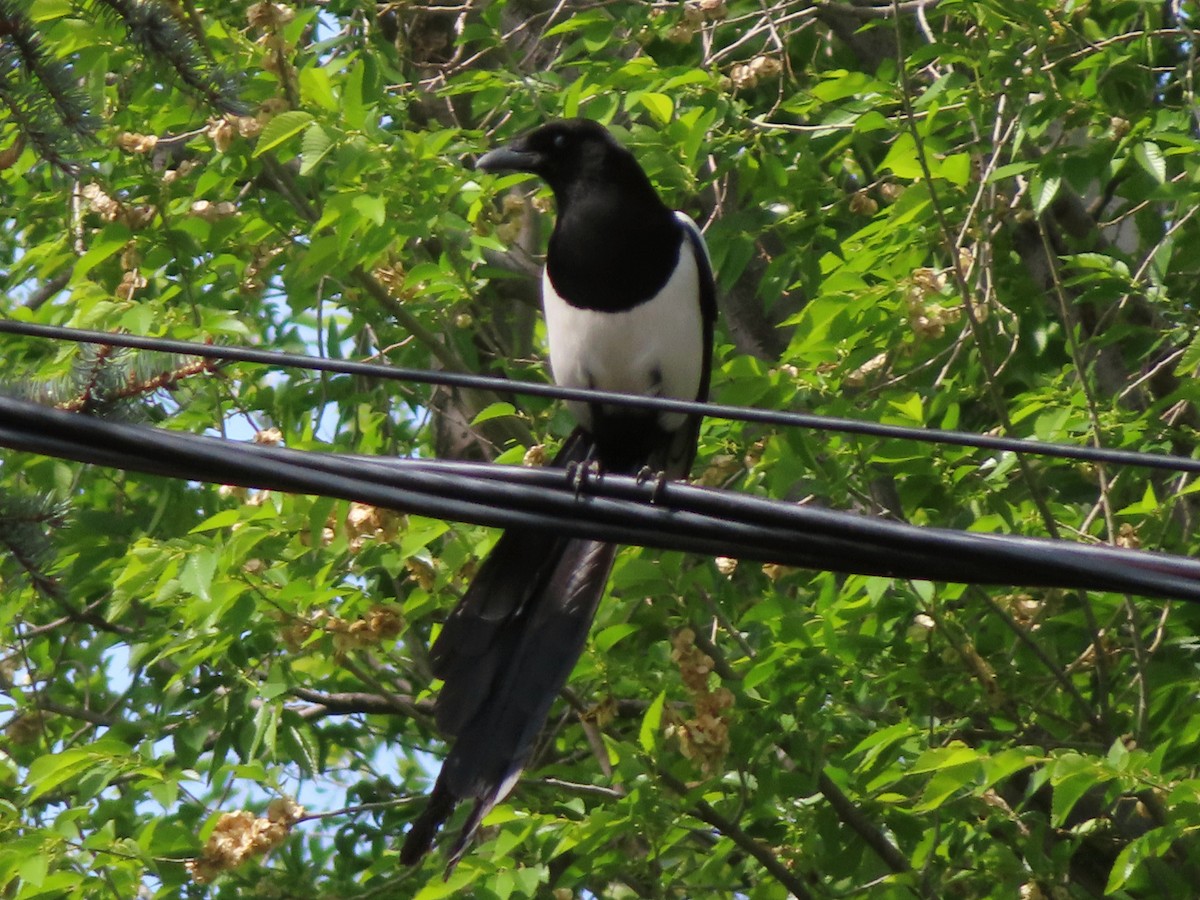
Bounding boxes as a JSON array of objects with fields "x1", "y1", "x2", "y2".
[{"x1": 400, "y1": 119, "x2": 716, "y2": 868}]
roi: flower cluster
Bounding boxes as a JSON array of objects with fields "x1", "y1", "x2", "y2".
[
  {"x1": 659, "y1": 0, "x2": 728, "y2": 42},
  {"x1": 186, "y1": 798, "x2": 304, "y2": 884},
  {"x1": 905, "y1": 247, "x2": 982, "y2": 339},
  {"x1": 729, "y1": 56, "x2": 783, "y2": 90},
  {"x1": 665, "y1": 628, "x2": 734, "y2": 772},
  {"x1": 344, "y1": 501, "x2": 402, "y2": 554},
  {"x1": 279, "y1": 604, "x2": 403, "y2": 654}
]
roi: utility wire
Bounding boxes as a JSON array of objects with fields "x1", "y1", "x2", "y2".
[
  {"x1": 3, "y1": 394, "x2": 1200, "y2": 602},
  {"x1": 3, "y1": 318, "x2": 1200, "y2": 475}
]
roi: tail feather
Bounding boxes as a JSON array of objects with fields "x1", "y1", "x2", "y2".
[
  {"x1": 398, "y1": 777, "x2": 455, "y2": 867},
  {"x1": 403, "y1": 429, "x2": 620, "y2": 867},
  {"x1": 440, "y1": 538, "x2": 617, "y2": 796},
  {"x1": 402, "y1": 536, "x2": 616, "y2": 868},
  {"x1": 431, "y1": 526, "x2": 573, "y2": 735}
]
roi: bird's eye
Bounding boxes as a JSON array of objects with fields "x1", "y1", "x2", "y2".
[{"x1": 552, "y1": 133, "x2": 568, "y2": 150}]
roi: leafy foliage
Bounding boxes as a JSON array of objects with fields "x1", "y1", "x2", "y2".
[{"x1": 3, "y1": 0, "x2": 1200, "y2": 896}]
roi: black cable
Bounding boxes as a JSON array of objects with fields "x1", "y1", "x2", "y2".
[
  {"x1": 3, "y1": 318, "x2": 1199, "y2": 475},
  {"x1": 3, "y1": 395, "x2": 1200, "y2": 602}
]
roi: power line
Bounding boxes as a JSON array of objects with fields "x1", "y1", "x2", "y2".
[
  {"x1": 3, "y1": 394, "x2": 1200, "y2": 602},
  {"x1": 2, "y1": 318, "x2": 1199, "y2": 475}
]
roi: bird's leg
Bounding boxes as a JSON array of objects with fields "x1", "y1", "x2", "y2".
[{"x1": 636, "y1": 466, "x2": 669, "y2": 504}]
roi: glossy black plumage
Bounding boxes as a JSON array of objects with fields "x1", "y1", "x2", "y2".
[{"x1": 401, "y1": 119, "x2": 715, "y2": 869}]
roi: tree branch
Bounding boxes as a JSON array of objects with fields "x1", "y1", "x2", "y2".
[
  {"x1": 817, "y1": 770, "x2": 912, "y2": 875},
  {"x1": 658, "y1": 767, "x2": 818, "y2": 900}
]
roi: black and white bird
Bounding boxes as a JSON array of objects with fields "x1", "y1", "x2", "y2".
[{"x1": 400, "y1": 119, "x2": 716, "y2": 869}]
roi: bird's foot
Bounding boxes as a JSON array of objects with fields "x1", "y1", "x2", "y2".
[
  {"x1": 636, "y1": 466, "x2": 669, "y2": 503},
  {"x1": 566, "y1": 459, "x2": 604, "y2": 498}
]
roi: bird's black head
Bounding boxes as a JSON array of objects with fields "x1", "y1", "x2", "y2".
[{"x1": 475, "y1": 119, "x2": 648, "y2": 201}]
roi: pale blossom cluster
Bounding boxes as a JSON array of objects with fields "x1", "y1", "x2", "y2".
[{"x1": 187, "y1": 798, "x2": 304, "y2": 884}]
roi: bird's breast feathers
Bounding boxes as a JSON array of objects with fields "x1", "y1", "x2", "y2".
[{"x1": 542, "y1": 213, "x2": 707, "y2": 434}]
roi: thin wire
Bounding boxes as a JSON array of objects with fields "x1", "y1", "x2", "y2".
[
  {"x1": 3, "y1": 318, "x2": 1199, "y2": 475},
  {"x1": 3, "y1": 394, "x2": 1200, "y2": 602}
]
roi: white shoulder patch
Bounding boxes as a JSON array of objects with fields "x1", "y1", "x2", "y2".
[{"x1": 674, "y1": 211, "x2": 712, "y2": 268}]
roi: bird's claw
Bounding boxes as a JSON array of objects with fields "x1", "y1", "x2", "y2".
[
  {"x1": 566, "y1": 459, "x2": 603, "y2": 498},
  {"x1": 636, "y1": 466, "x2": 669, "y2": 503}
]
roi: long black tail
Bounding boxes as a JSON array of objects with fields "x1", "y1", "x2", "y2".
[{"x1": 400, "y1": 429, "x2": 617, "y2": 868}]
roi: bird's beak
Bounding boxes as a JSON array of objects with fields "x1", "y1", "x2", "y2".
[{"x1": 475, "y1": 144, "x2": 542, "y2": 174}]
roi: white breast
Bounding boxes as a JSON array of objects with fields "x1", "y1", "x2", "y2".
[{"x1": 542, "y1": 217, "x2": 705, "y2": 434}]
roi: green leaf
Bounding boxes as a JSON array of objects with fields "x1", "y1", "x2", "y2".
[
  {"x1": 493, "y1": 445, "x2": 530, "y2": 465},
  {"x1": 1116, "y1": 481, "x2": 1158, "y2": 516},
  {"x1": 399, "y1": 517, "x2": 451, "y2": 557},
  {"x1": 852, "y1": 110, "x2": 891, "y2": 134},
  {"x1": 15, "y1": 850, "x2": 49, "y2": 888},
  {"x1": 915, "y1": 766, "x2": 977, "y2": 811},
  {"x1": 342, "y1": 62, "x2": 367, "y2": 130},
  {"x1": 593, "y1": 623, "x2": 639, "y2": 652},
  {"x1": 908, "y1": 743, "x2": 980, "y2": 775},
  {"x1": 809, "y1": 70, "x2": 884, "y2": 103},
  {"x1": 414, "y1": 867, "x2": 475, "y2": 899},
  {"x1": 544, "y1": 10, "x2": 610, "y2": 37},
  {"x1": 1106, "y1": 836, "x2": 1142, "y2": 892},
  {"x1": 886, "y1": 393, "x2": 925, "y2": 425},
  {"x1": 1050, "y1": 769, "x2": 1097, "y2": 826},
  {"x1": 299, "y1": 124, "x2": 335, "y2": 175},
  {"x1": 639, "y1": 92, "x2": 674, "y2": 125},
  {"x1": 879, "y1": 133, "x2": 924, "y2": 180},
  {"x1": 470, "y1": 401, "x2": 518, "y2": 425},
  {"x1": 179, "y1": 549, "x2": 217, "y2": 602},
  {"x1": 281, "y1": 723, "x2": 319, "y2": 777},
  {"x1": 248, "y1": 702, "x2": 278, "y2": 758},
  {"x1": 980, "y1": 748, "x2": 1040, "y2": 788},
  {"x1": 940, "y1": 152, "x2": 971, "y2": 186},
  {"x1": 26, "y1": 739, "x2": 131, "y2": 801},
  {"x1": 849, "y1": 721, "x2": 919, "y2": 768},
  {"x1": 29, "y1": 0, "x2": 72, "y2": 22},
  {"x1": 253, "y1": 111, "x2": 315, "y2": 157},
  {"x1": 1175, "y1": 330, "x2": 1200, "y2": 379},
  {"x1": 190, "y1": 508, "x2": 248, "y2": 533},
  {"x1": 71, "y1": 225, "x2": 132, "y2": 282},
  {"x1": 261, "y1": 665, "x2": 290, "y2": 701},
  {"x1": 1030, "y1": 173, "x2": 1061, "y2": 216},
  {"x1": 987, "y1": 160, "x2": 1038, "y2": 182},
  {"x1": 1104, "y1": 830, "x2": 1180, "y2": 897},
  {"x1": 1134, "y1": 141, "x2": 1166, "y2": 184},
  {"x1": 562, "y1": 77, "x2": 585, "y2": 119},
  {"x1": 352, "y1": 193, "x2": 387, "y2": 227},
  {"x1": 299, "y1": 66, "x2": 338, "y2": 112},
  {"x1": 640, "y1": 690, "x2": 666, "y2": 754},
  {"x1": 307, "y1": 496, "x2": 337, "y2": 553}
]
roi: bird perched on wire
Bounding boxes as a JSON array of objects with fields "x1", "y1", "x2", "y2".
[{"x1": 400, "y1": 118, "x2": 716, "y2": 869}]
